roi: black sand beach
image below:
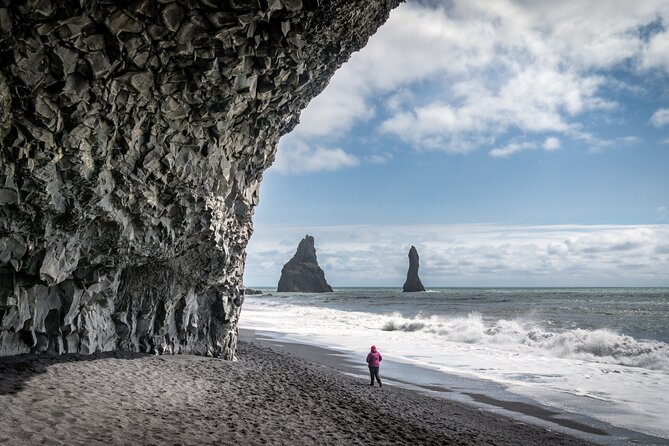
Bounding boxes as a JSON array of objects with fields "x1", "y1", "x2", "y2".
[{"x1": 0, "y1": 339, "x2": 605, "y2": 446}]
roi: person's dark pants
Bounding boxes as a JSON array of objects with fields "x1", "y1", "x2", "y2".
[{"x1": 369, "y1": 365, "x2": 382, "y2": 386}]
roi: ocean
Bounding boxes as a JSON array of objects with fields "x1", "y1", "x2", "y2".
[{"x1": 240, "y1": 288, "x2": 669, "y2": 442}]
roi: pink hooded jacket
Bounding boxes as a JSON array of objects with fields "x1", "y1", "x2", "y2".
[{"x1": 366, "y1": 346, "x2": 382, "y2": 367}]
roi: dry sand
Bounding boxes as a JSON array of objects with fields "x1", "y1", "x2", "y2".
[{"x1": 0, "y1": 340, "x2": 597, "y2": 445}]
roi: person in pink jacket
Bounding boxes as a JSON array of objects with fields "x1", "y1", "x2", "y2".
[{"x1": 366, "y1": 345, "x2": 383, "y2": 387}]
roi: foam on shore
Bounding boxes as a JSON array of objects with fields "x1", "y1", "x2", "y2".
[{"x1": 240, "y1": 294, "x2": 669, "y2": 440}]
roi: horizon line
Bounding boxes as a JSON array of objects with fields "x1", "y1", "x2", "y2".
[{"x1": 244, "y1": 285, "x2": 669, "y2": 289}]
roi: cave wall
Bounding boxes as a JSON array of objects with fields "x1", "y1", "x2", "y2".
[{"x1": 0, "y1": 0, "x2": 400, "y2": 358}]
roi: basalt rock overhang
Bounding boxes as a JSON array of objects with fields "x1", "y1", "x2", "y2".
[{"x1": 0, "y1": 0, "x2": 401, "y2": 358}]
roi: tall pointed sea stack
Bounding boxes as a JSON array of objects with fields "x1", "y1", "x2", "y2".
[
  {"x1": 403, "y1": 246, "x2": 426, "y2": 292},
  {"x1": 277, "y1": 236, "x2": 332, "y2": 293}
]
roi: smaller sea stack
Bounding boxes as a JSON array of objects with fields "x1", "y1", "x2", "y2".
[
  {"x1": 403, "y1": 246, "x2": 426, "y2": 292},
  {"x1": 277, "y1": 236, "x2": 333, "y2": 293}
]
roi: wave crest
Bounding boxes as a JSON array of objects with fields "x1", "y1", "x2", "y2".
[
  {"x1": 380, "y1": 312, "x2": 669, "y2": 371},
  {"x1": 382, "y1": 319, "x2": 426, "y2": 332}
]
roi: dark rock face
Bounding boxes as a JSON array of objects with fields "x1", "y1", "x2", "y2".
[
  {"x1": 277, "y1": 235, "x2": 332, "y2": 292},
  {"x1": 0, "y1": 0, "x2": 399, "y2": 358},
  {"x1": 402, "y1": 246, "x2": 425, "y2": 292}
]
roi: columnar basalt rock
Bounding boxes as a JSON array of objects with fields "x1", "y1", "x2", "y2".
[
  {"x1": 402, "y1": 246, "x2": 425, "y2": 292},
  {"x1": 0, "y1": 0, "x2": 400, "y2": 358},
  {"x1": 277, "y1": 235, "x2": 332, "y2": 293}
]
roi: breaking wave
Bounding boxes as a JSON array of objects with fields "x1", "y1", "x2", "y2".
[
  {"x1": 382, "y1": 320, "x2": 426, "y2": 332},
  {"x1": 380, "y1": 312, "x2": 669, "y2": 371}
]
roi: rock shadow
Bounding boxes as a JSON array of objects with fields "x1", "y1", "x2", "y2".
[{"x1": 0, "y1": 351, "x2": 149, "y2": 396}]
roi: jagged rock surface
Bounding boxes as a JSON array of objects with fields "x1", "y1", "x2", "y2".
[
  {"x1": 402, "y1": 246, "x2": 425, "y2": 292},
  {"x1": 277, "y1": 235, "x2": 332, "y2": 292},
  {"x1": 0, "y1": 0, "x2": 399, "y2": 358}
]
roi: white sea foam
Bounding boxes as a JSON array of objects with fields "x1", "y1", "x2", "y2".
[
  {"x1": 240, "y1": 295, "x2": 669, "y2": 439},
  {"x1": 380, "y1": 312, "x2": 669, "y2": 371}
]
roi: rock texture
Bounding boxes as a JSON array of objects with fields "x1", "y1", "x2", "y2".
[
  {"x1": 402, "y1": 246, "x2": 425, "y2": 292},
  {"x1": 277, "y1": 235, "x2": 332, "y2": 292},
  {"x1": 0, "y1": 0, "x2": 399, "y2": 358}
]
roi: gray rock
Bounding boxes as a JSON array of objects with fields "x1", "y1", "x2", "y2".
[
  {"x1": 0, "y1": 72, "x2": 11, "y2": 140},
  {"x1": 160, "y1": 3, "x2": 184, "y2": 32},
  {"x1": 130, "y1": 71, "x2": 154, "y2": 94},
  {"x1": 283, "y1": 0, "x2": 304, "y2": 12},
  {"x1": 0, "y1": 0, "x2": 400, "y2": 359},
  {"x1": 0, "y1": 188, "x2": 16, "y2": 205},
  {"x1": 84, "y1": 52, "x2": 112, "y2": 79},
  {"x1": 105, "y1": 10, "x2": 144, "y2": 36},
  {"x1": 402, "y1": 246, "x2": 426, "y2": 292},
  {"x1": 277, "y1": 235, "x2": 333, "y2": 293}
]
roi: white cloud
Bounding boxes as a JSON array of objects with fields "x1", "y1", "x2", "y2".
[
  {"x1": 381, "y1": 67, "x2": 610, "y2": 151},
  {"x1": 650, "y1": 108, "x2": 669, "y2": 128},
  {"x1": 385, "y1": 89, "x2": 414, "y2": 112},
  {"x1": 272, "y1": 137, "x2": 359, "y2": 174},
  {"x1": 293, "y1": 76, "x2": 375, "y2": 139},
  {"x1": 366, "y1": 153, "x2": 393, "y2": 164},
  {"x1": 244, "y1": 224, "x2": 669, "y2": 287},
  {"x1": 489, "y1": 141, "x2": 537, "y2": 157},
  {"x1": 280, "y1": 0, "x2": 668, "y2": 161},
  {"x1": 543, "y1": 137, "x2": 561, "y2": 151},
  {"x1": 572, "y1": 132, "x2": 641, "y2": 153},
  {"x1": 641, "y1": 28, "x2": 669, "y2": 71},
  {"x1": 488, "y1": 137, "x2": 561, "y2": 157}
]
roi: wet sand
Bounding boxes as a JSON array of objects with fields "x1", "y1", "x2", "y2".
[
  {"x1": 0, "y1": 340, "x2": 600, "y2": 445},
  {"x1": 240, "y1": 330, "x2": 615, "y2": 437}
]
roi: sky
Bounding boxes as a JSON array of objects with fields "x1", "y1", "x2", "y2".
[{"x1": 244, "y1": 0, "x2": 669, "y2": 287}]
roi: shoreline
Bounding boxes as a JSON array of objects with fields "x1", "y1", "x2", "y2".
[
  {"x1": 240, "y1": 328, "x2": 667, "y2": 446},
  {"x1": 0, "y1": 336, "x2": 664, "y2": 445}
]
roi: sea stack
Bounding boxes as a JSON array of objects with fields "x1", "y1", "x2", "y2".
[
  {"x1": 403, "y1": 246, "x2": 426, "y2": 292},
  {"x1": 277, "y1": 236, "x2": 333, "y2": 293}
]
